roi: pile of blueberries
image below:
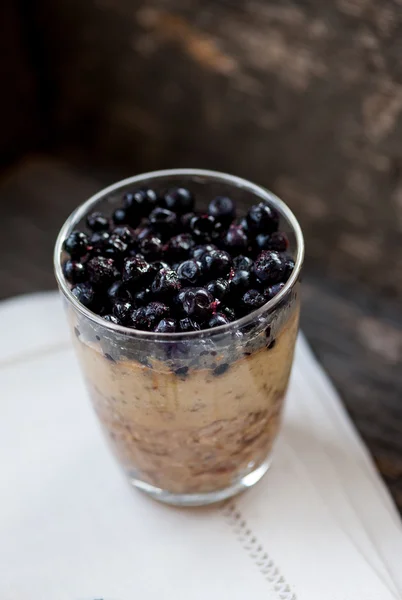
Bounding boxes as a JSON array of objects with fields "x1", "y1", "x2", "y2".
[{"x1": 62, "y1": 187, "x2": 294, "y2": 333}]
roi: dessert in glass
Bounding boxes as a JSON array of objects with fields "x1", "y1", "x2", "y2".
[{"x1": 54, "y1": 169, "x2": 304, "y2": 506}]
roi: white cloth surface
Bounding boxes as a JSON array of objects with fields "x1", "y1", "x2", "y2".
[{"x1": 0, "y1": 292, "x2": 401, "y2": 600}]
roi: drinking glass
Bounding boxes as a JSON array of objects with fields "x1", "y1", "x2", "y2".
[{"x1": 54, "y1": 169, "x2": 304, "y2": 506}]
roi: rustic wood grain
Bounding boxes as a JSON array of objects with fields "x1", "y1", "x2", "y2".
[
  {"x1": 0, "y1": 1, "x2": 40, "y2": 164},
  {"x1": 0, "y1": 157, "x2": 101, "y2": 297},
  {"x1": 302, "y1": 276, "x2": 402, "y2": 509},
  {"x1": 0, "y1": 157, "x2": 401, "y2": 511}
]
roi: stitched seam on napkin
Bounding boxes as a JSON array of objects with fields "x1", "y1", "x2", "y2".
[{"x1": 223, "y1": 503, "x2": 297, "y2": 600}]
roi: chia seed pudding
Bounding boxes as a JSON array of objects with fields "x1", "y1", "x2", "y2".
[{"x1": 55, "y1": 169, "x2": 303, "y2": 505}]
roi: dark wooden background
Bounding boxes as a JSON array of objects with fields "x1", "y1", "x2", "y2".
[{"x1": 1, "y1": 0, "x2": 401, "y2": 510}]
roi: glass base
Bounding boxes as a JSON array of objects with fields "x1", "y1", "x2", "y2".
[{"x1": 128, "y1": 456, "x2": 271, "y2": 507}]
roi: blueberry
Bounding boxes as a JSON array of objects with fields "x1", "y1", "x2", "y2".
[
  {"x1": 71, "y1": 282, "x2": 96, "y2": 309},
  {"x1": 113, "y1": 207, "x2": 128, "y2": 225},
  {"x1": 129, "y1": 249, "x2": 145, "y2": 259},
  {"x1": 122, "y1": 256, "x2": 151, "y2": 286},
  {"x1": 98, "y1": 304, "x2": 110, "y2": 316},
  {"x1": 86, "y1": 211, "x2": 110, "y2": 232},
  {"x1": 112, "y1": 225, "x2": 136, "y2": 246},
  {"x1": 164, "y1": 187, "x2": 194, "y2": 213},
  {"x1": 134, "y1": 287, "x2": 152, "y2": 306},
  {"x1": 113, "y1": 300, "x2": 134, "y2": 324},
  {"x1": 255, "y1": 231, "x2": 289, "y2": 252},
  {"x1": 239, "y1": 217, "x2": 249, "y2": 232},
  {"x1": 206, "y1": 278, "x2": 229, "y2": 300},
  {"x1": 149, "y1": 260, "x2": 170, "y2": 276},
  {"x1": 173, "y1": 287, "x2": 190, "y2": 313},
  {"x1": 201, "y1": 249, "x2": 232, "y2": 278},
  {"x1": 190, "y1": 214, "x2": 217, "y2": 242},
  {"x1": 210, "y1": 298, "x2": 222, "y2": 314},
  {"x1": 87, "y1": 256, "x2": 119, "y2": 287},
  {"x1": 223, "y1": 225, "x2": 248, "y2": 254},
  {"x1": 174, "y1": 366, "x2": 189, "y2": 377},
  {"x1": 177, "y1": 259, "x2": 202, "y2": 285},
  {"x1": 208, "y1": 313, "x2": 230, "y2": 328},
  {"x1": 151, "y1": 268, "x2": 181, "y2": 297},
  {"x1": 264, "y1": 282, "x2": 285, "y2": 300},
  {"x1": 144, "y1": 301, "x2": 170, "y2": 328},
  {"x1": 181, "y1": 212, "x2": 196, "y2": 230},
  {"x1": 247, "y1": 202, "x2": 279, "y2": 233},
  {"x1": 213, "y1": 363, "x2": 230, "y2": 376},
  {"x1": 139, "y1": 234, "x2": 163, "y2": 259},
  {"x1": 228, "y1": 269, "x2": 251, "y2": 297},
  {"x1": 124, "y1": 188, "x2": 159, "y2": 217},
  {"x1": 149, "y1": 207, "x2": 177, "y2": 236},
  {"x1": 103, "y1": 234, "x2": 128, "y2": 261},
  {"x1": 154, "y1": 318, "x2": 177, "y2": 333},
  {"x1": 179, "y1": 317, "x2": 201, "y2": 332},
  {"x1": 107, "y1": 281, "x2": 133, "y2": 303},
  {"x1": 134, "y1": 223, "x2": 153, "y2": 243},
  {"x1": 89, "y1": 230, "x2": 110, "y2": 252},
  {"x1": 283, "y1": 255, "x2": 295, "y2": 281},
  {"x1": 62, "y1": 259, "x2": 87, "y2": 284},
  {"x1": 130, "y1": 306, "x2": 150, "y2": 330},
  {"x1": 131, "y1": 303, "x2": 169, "y2": 331},
  {"x1": 63, "y1": 231, "x2": 89, "y2": 258},
  {"x1": 253, "y1": 251, "x2": 286, "y2": 284},
  {"x1": 103, "y1": 314, "x2": 121, "y2": 324},
  {"x1": 180, "y1": 287, "x2": 213, "y2": 320},
  {"x1": 208, "y1": 196, "x2": 236, "y2": 224},
  {"x1": 232, "y1": 255, "x2": 254, "y2": 271},
  {"x1": 221, "y1": 306, "x2": 236, "y2": 321},
  {"x1": 165, "y1": 233, "x2": 195, "y2": 260},
  {"x1": 241, "y1": 289, "x2": 266, "y2": 312},
  {"x1": 191, "y1": 244, "x2": 217, "y2": 261}
]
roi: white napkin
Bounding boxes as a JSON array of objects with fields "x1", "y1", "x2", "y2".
[{"x1": 0, "y1": 292, "x2": 401, "y2": 600}]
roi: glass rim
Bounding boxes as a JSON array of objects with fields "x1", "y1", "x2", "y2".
[{"x1": 54, "y1": 168, "x2": 304, "y2": 340}]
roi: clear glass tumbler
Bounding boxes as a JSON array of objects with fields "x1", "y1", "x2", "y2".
[{"x1": 54, "y1": 169, "x2": 304, "y2": 506}]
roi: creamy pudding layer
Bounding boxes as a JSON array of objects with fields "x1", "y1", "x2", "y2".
[{"x1": 74, "y1": 307, "x2": 299, "y2": 494}]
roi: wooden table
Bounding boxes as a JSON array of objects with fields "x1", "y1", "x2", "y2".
[{"x1": 1, "y1": 156, "x2": 401, "y2": 511}]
